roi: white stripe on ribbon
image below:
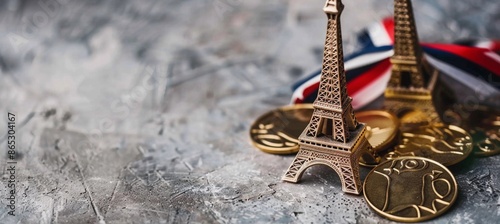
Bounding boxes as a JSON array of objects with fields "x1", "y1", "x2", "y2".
[
  {"x1": 367, "y1": 21, "x2": 392, "y2": 47},
  {"x1": 476, "y1": 40, "x2": 494, "y2": 49},
  {"x1": 344, "y1": 50, "x2": 393, "y2": 70},
  {"x1": 426, "y1": 54, "x2": 499, "y2": 97},
  {"x1": 485, "y1": 51, "x2": 500, "y2": 64}
]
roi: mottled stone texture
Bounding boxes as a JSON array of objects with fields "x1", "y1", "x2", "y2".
[{"x1": 0, "y1": 0, "x2": 499, "y2": 223}]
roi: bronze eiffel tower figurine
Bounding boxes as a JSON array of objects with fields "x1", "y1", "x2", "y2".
[
  {"x1": 282, "y1": 0, "x2": 371, "y2": 195},
  {"x1": 384, "y1": 0, "x2": 441, "y2": 125}
]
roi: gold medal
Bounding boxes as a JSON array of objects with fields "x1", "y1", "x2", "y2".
[
  {"x1": 471, "y1": 113, "x2": 500, "y2": 157},
  {"x1": 249, "y1": 104, "x2": 313, "y2": 154},
  {"x1": 443, "y1": 106, "x2": 500, "y2": 157},
  {"x1": 363, "y1": 157, "x2": 458, "y2": 222},
  {"x1": 356, "y1": 110, "x2": 399, "y2": 153},
  {"x1": 473, "y1": 133, "x2": 500, "y2": 157},
  {"x1": 385, "y1": 124, "x2": 473, "y2": 166}
]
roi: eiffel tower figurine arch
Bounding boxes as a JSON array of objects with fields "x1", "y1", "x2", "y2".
[
  {"x1": 282, "y1": 0, "x2": 371, "y2": 195},
  {"x1": 384, "y1": 0, "x2": 441, "y2": 126}
]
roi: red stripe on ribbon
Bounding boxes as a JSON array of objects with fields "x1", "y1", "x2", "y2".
[
  {"x1": 492, "y1": 40, "x2": 500, "y2": 52},
  {"x1": 382, "y1": 17, "x2": 395, "y2": 44},
  {"x1": 347, "y1": 59, "x2": 391, "y2": 95}
]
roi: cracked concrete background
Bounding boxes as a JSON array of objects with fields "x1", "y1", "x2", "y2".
[{"x1": 0, "y1": 0, "x2": 499, "y2": 223}]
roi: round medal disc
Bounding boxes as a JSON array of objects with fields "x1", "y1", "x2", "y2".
[
  {"x1": 444, "y1": 107, "x2": 500, "y2": 157},
  {"x1": 249, "y1": 104, "x2": 313, "y2": 154},
  {"x1": 384, "y1": 124, "x2": 473, "y2": 166},
  {"x1": 363, "y1": 157, "x2": 458, "y2": 222},
  {"x1": 471, "y1": 116, "x2": 500, "y2": 157},
  {"x1": 356, "y1": 110, "x2": 399, "y2": 153}
]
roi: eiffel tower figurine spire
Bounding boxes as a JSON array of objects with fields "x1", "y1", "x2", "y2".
[
  {"x1": 384, "y1": 0, "x2": 440, "y2": 125},
  {"x1": 282, "y1": 0, "x2": 371, "y2": 195}
]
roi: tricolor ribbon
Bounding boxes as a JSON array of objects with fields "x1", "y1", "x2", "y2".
[{"x1": 291, "y1": 17, "x2": 500, "y2": 109}]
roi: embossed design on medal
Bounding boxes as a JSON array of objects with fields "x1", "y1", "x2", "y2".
[
  {"x1": 282, "y1": 0, "x2": 372, "y2": 195},
  {"x1": 363, "y1": 157, "x2": 458, "y2": 222},
  {"x1": 385, "y1": 125, "x2": 473, "y2": 166},
  {"x1": 250, "y1": 104, "x2": 314, "y2": 154},
  {"x1": 472, "y1": 115, "x2": 500, "y2": 157},
  {"x1": 384, "y1": 0, "x2": 441, "y2": 127}
]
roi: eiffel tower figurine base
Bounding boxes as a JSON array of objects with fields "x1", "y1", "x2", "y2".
[{"x1": 282, "y1": 124, "x2": 370, "y2": 195}]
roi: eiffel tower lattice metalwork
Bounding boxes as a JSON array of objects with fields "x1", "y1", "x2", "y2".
[
  {"x1": 384, "y1": 0, "x2": 440, "y2": 124},
  {"x1": 282, "y1": 0, "x2": 371, "y2": 195}
]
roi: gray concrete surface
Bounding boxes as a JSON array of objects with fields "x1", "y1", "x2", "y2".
[{"x1": 0, "y1": 0, "x2": 499, "y2": 223}]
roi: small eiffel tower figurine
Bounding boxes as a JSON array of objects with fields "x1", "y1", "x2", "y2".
[
  {"x1": 282, "y1": 0, "x2": 371, "y2": 195},
  {"x1": 384, "y1": 0, "x2": 441, "y2": 125}
]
